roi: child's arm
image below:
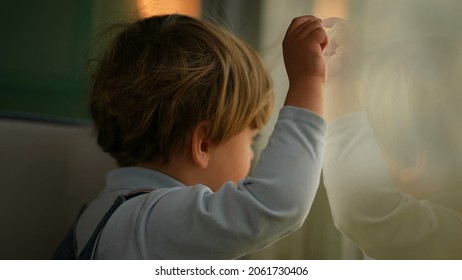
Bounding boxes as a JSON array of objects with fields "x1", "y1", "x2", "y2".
[{"x1": 282, "y1": 15, "x2": 328, "y2": 116}]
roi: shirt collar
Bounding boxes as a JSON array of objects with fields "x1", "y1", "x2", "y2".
[{"x1": 105, "y1": 166, "x2": 185, "y2": 193}]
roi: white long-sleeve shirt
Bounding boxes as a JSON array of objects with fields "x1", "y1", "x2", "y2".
[
  {"x1": 76, "y1": 106, "x2": 326, "y2": 259},
  {"x1": 323, "y1": 112, "x2": 462, "y2": 259}
]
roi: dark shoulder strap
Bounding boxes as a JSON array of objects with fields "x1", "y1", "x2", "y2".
[
  {"x1": 78, "y1": 190, "x2": 151, "y2": 260},
  {"x1": 52, "y1": 205, "x2": 87, "y2": 259}
]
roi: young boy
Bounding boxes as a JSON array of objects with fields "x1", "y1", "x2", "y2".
[
  {"x1": 322, "y1": 18, "x2": 462, "y2": 259},
  {"x1": 74, "y1": 14, "x2": 328, "y2": 259}
]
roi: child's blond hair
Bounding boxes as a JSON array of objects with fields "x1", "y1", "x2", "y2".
[{"x1": 89, "y1": 14, "x2": 274, "y2": 166}]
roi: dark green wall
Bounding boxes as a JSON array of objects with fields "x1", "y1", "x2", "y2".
[
  {"x1": 0, "y1": 1, "x2": 262, "y2": 119},
  {"x1": 0, "y1": 1, "x2": 94, "y2": 119}
]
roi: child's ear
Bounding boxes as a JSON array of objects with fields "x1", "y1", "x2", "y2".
[
  {"x1": 191, "y1": 121, "x2": 211, "y2": 169},
  {"x1": 400, "y1": 153, "x2": 427, "y2": 183}
]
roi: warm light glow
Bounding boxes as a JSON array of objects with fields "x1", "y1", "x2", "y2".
[
  {"x1": 312, "y1": 0, "x2": 349, "y2": 19},
  {"x1": 137, "y1": 0, "x2": 202, "y2": 18}
]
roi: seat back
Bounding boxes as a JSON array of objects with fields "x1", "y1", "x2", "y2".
[{"x1": 0, "y1": 114, "x2": 117, "y2": 259}]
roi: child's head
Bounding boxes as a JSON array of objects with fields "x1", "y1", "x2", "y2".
[
  {"x1": 89, "y1": 14, "x2": 273, "y2": 169},
  {"x1": 360, "y1": 37, "x2": 462, "y2": 194}
]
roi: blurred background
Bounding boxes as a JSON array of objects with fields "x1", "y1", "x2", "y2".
[{"x1": 1, "y1": 0, "x2": 460, "y2": 259}]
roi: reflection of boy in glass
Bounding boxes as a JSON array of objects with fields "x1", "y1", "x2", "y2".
[{"x1": 323, "y1": 18, "x2": 462, "y2": 259}]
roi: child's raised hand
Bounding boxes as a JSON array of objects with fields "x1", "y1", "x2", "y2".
[
  {"x1": 282, "y1": 15, "x2": 328, "y2": 116},
  {"x1": 283, "y1": 15, "x2": 328, "y2": 85}
]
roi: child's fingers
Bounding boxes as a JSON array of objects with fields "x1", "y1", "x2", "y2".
[
  {"x1": 286, "y1": 15, "x2": 322, "y2": 37},
  {"x1": 314, "y1": 26, "x2": 329, "y2": 50},
  {"x1": 290, "y1": 20, "x2": 328, "y2": 47},
  {"x1": 293, "y1": 19, "x2": 324, "y2": 37}
]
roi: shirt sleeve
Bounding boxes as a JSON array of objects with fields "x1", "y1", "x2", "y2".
[
  {"x1": 323, "y1": 112, "x2": 462, "y2": 259},
  {"x1": 99, "y1": 106, "x2": 326, "y2": 259}
]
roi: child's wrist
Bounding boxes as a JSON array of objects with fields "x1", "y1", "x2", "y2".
[
  {"x1": 284, "y1": 80, "x2": 324, "y2": 116},
  {"x1": 288, "y1": 75, "x2": 325, "y2": 88}
]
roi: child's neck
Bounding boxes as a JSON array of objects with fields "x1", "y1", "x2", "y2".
[{"x1": 137, "y1": 155, "x2": 206, "y2": 189}]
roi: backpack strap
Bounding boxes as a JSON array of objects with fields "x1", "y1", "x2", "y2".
[{"x1": 78, "y1": 190, "x2": 151, "y2": 259}]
